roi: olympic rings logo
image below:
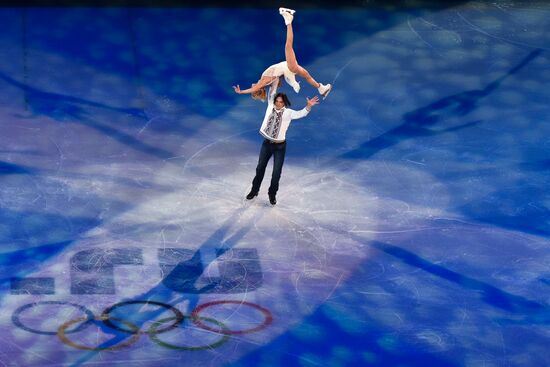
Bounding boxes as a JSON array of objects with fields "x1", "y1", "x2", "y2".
[{"x1": 12, "y1": 300, "x2": 273, "y2": 351}]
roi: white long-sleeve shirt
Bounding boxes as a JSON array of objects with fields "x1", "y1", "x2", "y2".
[{"x1": 259, "y1": 79, "x2": 309, "y2": 142}]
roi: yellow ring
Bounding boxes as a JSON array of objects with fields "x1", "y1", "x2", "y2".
[{"x1": 57, "y1": 315, "x2": 140, "y2": 351}]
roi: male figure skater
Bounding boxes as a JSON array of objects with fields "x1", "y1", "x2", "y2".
[{"x1": 244, "y1": 76, "x2": 319, "y2": 205}]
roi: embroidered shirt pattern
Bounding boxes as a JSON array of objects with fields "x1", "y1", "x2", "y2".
[{"x1": 264, "y1": 108, "x2": 283, "y2": 139}]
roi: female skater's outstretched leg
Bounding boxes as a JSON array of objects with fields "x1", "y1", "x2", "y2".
[
  {"x1": 281, "y1": 10, "x2": 332, "y2": 98},
  {"x1": 283, "y1": 21, "x2": 320, "y2": 88}
]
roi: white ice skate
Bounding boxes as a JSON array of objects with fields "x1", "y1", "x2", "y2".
[
  {"x1": 318, "y1": 83, "x2": 332, "y2": 99},
  {"x1": 279, "y1": 7, "x2": 296, "y2": 15},
  {"x1": 281, "y1": 11, "x2": 293, "y2": 25}
]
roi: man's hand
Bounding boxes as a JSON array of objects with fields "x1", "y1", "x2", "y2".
[
  {"x1": 233, "y1": 85, "x2": 242, "y2": 94},
  {"x1": 306, "y1": 96, "x2": 320, "y2": 110}
]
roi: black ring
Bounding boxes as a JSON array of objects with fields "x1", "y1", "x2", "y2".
[
  {"x1": 101, "y1": 300, "x2": 184, "y2": 334},
  {"x1": 12, "y1": 301, "x2": 94, "y2": 335}
]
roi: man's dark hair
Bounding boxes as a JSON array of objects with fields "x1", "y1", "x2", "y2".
[{"x1": 273, "y1": 92, "x2": 291, "y2": 107}]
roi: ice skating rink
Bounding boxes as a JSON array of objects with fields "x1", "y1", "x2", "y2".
[{"x1": 0, "y1": 2, "x2": 549, "y2": 366}]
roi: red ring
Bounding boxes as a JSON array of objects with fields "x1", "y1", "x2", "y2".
[{"x1": 191, "y1": 300, "x2": 273, "y2": 335}]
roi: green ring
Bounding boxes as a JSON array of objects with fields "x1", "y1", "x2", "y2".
[{"x1": 148, "y1": 316, "x2": 230, "y2": 351}]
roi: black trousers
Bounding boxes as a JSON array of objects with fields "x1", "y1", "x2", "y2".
[{"x1": 251, "y1": 139, "x2": 287, "y2": 196}]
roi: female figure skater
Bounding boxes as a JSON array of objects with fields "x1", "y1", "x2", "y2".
[{"x1": 233, "y1": 8, "x2": 332, "y2": 101}]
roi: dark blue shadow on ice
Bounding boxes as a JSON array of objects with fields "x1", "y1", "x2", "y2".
[
  {"x1": 67, "y1": 207, "x2": 259, "y2": 367},
  {"x1": 340, "y1": 49, "x2": 542, "y2": 161},
  {"x1": 368, "y1": 240, "x2": 547, "y2": 315},
  {"x1": 0, "y1": 71, "x2": 176, "y2": 159},
  {"x1": 457, "y1": 185, "x2": 550, "y2": 237},
  {"x1": 0, "y1": 206, "x2": 102, "y2": 304},
  {"x1": 337, "y1": 48, "x2": 549, "y2": 238},
  {"x1": 0, "y1": 240, "x2": 73, "y2": 284},
  {"x1": 231, "y1": 231, "x2": 550, "y2": 366},
  {"x1": 231, "y1": 305, "x2": 461, "y2": 367},
  {"x1": 0, "y1": 160, "x2": 31, "y2": 175}
]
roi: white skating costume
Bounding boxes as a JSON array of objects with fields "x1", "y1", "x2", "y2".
[{"x1": 261, "y1": 61, "x2": 301, "y2": 93}]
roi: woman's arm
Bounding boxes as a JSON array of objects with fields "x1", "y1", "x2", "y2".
[{"x1": 233, "y1": 76, "x2": 273, "y2": 94}]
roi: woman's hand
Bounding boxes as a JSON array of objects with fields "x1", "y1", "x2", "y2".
[{"x1": 233, "y1": 85, "x2": 242, "y2": 94}]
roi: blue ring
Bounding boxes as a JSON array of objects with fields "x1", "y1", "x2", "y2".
[{"x1": 12, "y1": 301, "x2": 95, "y2": 335}]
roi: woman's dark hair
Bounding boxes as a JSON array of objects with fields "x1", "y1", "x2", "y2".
[{"x1": 273, "y1": 92, "x2": 291, "y2": 107}]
